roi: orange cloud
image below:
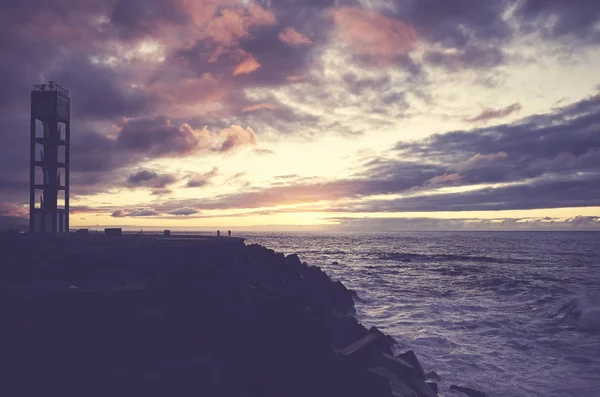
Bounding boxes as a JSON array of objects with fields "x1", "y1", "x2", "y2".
[
  {"x1": 465, "y1": 103, "x2": 522, "y2": 123},
  {"x1": 0, "y1": 202, "x2": 28, "y2": 217},
  {"x1": 233, "y1": 56, "x2": 261, "y2": 75},
  {"x1": 219, "y1": 125, "x2": 257, "y2": 152},
  {"x1": 208, "y1": 3, "x2": 276, "y2": 46},
  {"x1": 426, "y1": 173, "x2": 462, "y2": 185},
  {"x1": 243, "y1": 103, "x2": 278, "y2": 112},
  {"x1": 286, "y1": 75, "x2": 306, "y2": 82},
  {"x1": 457, "y1": 152, "x2": 508, "y2": 171},
  {"x1": 278, "y1": 28, "x2": 313, "y2": 46},
  {"x1": 330, "y1": 6, "x2": 417, "y2": 64}
]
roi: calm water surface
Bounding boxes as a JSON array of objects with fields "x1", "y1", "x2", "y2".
[{"x1": 243, "y1": 231, "x2": 600, "y2": 397}]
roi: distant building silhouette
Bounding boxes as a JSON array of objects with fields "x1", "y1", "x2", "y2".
[{"x1": 30, "y1": 82, "x2": 70, "y2": 233}]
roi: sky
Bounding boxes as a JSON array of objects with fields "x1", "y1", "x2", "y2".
[{"x1": 1, "y1": 0, "x2": 600, "y2": 231}]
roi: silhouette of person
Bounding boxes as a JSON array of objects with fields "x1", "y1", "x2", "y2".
[
  {"x1": 228, "y1": 230, "x2": 231, "y2": 237},
  {"x1": 217, "y1": 230, "x2": 221, "y2": 237}
]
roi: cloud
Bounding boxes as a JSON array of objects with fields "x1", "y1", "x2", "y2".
[
  {"x1": 426, "y1": 173, "x2": 462, "y2": 185},
  {"x1": 126, "y1": 169, "x2": 179, "y2": 189},
  {"x1": 111, "y1": 208, "x2": 161, "y2": 217},
  {"x1": 393, "y1": 0, "x2": 510, "y2": 49},
  {"x1": 465, "y1": 103, "x2": 522, "y2": 123},
  {"x1": 254, "y1": 148, "x2": 275, "y2": 156},
  {"x1": 278, "y1": 28, "x2": 313, "y2": 46},
  {"x1": 149, "y1": 93, "x2": 600, "y2": 213},
  {"x1": 233, "y1": 56, "x2": 262, "y2": 75},
  {"x1": 423, "y1": 45, "x2": 506, "y2": 71},
  {"x1": 243, "y1": 103, "x2": 278, "y2": 112},
  {"x1": 395, "y1": 94, "x2": 600, "y2": 185},
  {"x1": 208, "y1": 3, "x2": 276, "y2": 46},
  {"x1": 0, "y1": 202, "x2": 28, "y2": 217},
  {"x1": 456, "y1": 152, "x2": 509, "y2": 172},
  {"x1": 342, "y1": 172, "x2": 600, "y2": 213},
  {"x1": 187, "y1": 167, "x2": 219, "y2": 188},
  {"x1": 116, "y1": 116, "x2": 211, "y2": 157},
  {"x1": 330, "y1": 6, "x2": 417, "y2": 64},
  {"x1": 219, "y1": 125, "x2": 257, "y2": 152},
  {"x1": 168, "y1": 207, "x2": 199, "y2": 216},
  {"x1": 514, "y1": 0, "x2": 600, "y2": 42}
]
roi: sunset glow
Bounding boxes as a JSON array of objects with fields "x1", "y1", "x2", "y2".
[{"x1": 1, "y1": 0, "x2": 600, "y2": 230}]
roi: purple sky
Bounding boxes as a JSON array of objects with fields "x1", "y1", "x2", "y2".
[{"x1": 1, "y1": 0, "x2": 600, "y2": 230}]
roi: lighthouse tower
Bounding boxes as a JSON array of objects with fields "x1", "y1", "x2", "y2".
[{"x1": 30, "y1": 82, "x2": 70, "y2": 233}]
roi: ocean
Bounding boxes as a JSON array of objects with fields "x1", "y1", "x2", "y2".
[{"x1": 243, "y1": 231, "x2": 600, "y2": 397}]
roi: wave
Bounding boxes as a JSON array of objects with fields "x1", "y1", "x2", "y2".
[
  {"x1": 555, "y1": 295, "x2": 600, "y2": 332},
  {"x1": 372, "y1": 252, "x2": 525, "y2": 264}
]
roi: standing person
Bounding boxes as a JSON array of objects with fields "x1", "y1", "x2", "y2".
[
  {"x1": 228, "y1": 230, "x2": 231, "y2": 237},
  {"x1": 217, "y1": 230, "x2": 221, "y2": 237}
]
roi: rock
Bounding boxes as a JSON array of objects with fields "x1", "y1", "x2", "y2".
[
  {"x1": 369, "y1": 367, "x2": 418, "y2": 397},
  {"x1": 286, "y1": 254, "x2": 302, "y2": 267},
  {"x1": 383, "y1": 352, "x2": 418, "y2": 379},
  {"x1": 337, "y1": 327, "x2": 394, "y2": 368},
  {"x1": 450, "y1": 385, "x2": 488, "y2": 397},
  {"x1": 355, "y1": 367, "x2": 394, "y2": 397},
  {"x1": 330, "y1": 317, "x2": 368, "y2": 348},
  {"x1": 426, "y1": 371, "x2": 440, "y2": 381},
  {"x1": 427, "y1": 382, "x2": 438, "y2": 393},
  {"x1": 410, "y1": 378, "x2": 438, "y2": 397},
  {"x1": 396, "y1": 350, "x2": 427, "y2": 379},
  {"x1": 338, "y1": 327, "x2": 384, "y2": 356}
]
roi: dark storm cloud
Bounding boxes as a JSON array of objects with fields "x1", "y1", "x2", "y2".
[
  {"x1": 116, "y1": 116, "x2": 209, "y2": 157},
  {"x1": 109, "y1": 0, "x2": 190, "y2": 40},
  {"x1": 515, "y1": 0, "x2": 600, "y2": 42},
  {"x1": 71, "y1": 130, "x2": 129, "y2": 173},
  {"x1": 168, "y1": 207, "x2": 199, "y2": 216},
  {"x1": 126, "y1": 169, "x2": 179, "y2": 189},
  {"x1": 335, "y1": 172, "x2": 600, "y2": 213},
  {"x1": 394, "y1": 94, "x2": 600, "y2": 185},
  {"x1": 0, "y1": 1, "x2": 155, "y2": 121},
  {"x1": 54, "y1": 60, "x2": 155, "y2": 120},
  {"x1": 395, "y1": 0, "x2": 511, "y2": 48}
]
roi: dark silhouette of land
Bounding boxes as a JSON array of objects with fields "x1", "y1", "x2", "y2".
[{"x1": 0, "y1": 232, "x2": 478, "y2": 397}]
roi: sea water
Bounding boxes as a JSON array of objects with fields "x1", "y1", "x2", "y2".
[{"x1": 243, "y1": 231, "x2": 600, "y2": 397}]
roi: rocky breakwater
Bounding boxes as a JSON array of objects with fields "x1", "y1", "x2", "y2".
[{"x1": 1, "y1": 236, "x2": 484, "y2": 396}]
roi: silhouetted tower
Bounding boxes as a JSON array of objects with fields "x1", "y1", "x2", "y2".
[{"x1": 30, "y1": 82, "x2": 70, "y2": 233}]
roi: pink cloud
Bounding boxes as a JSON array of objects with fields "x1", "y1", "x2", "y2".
[
  {"x1": 219, "y1": 125, "x2": 257, "y2": 152},
  {"x1": 286, "y1": 75, "x2": 306, "y2": 82},
  {"x1": 233, "y1": 56, "x2": 261, "y2": 75},
  {"x1": 330, "y1": 6, "x2": 417, "y2": 64},
  {"x1": 457, "y1": 152, "x2": 508, "y2": 171},
  {"x1": 208, "y1": 3, "x2": 276, "y2": 46},
  {"x1": 243, "y1": 103, "x2": 278, "y2": 112},
  {"x1": 278, "y1": 28, "x2": 313, "y2": 46},
  {"x1": 465, "y1": 103, "x2": 522, "y2": 123},
  {"x1": 0, "y1": 202, "x2": 28, "y2": 217},
  {"x1": 426, "y1": 173, "x2": 462, "y2": 185}
]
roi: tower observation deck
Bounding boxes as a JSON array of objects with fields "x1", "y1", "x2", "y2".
[{"x1": 30, "y1": 81, "x2": 70, "y2": 233}]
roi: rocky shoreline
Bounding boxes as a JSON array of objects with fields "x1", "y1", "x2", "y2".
[{"x1": 1, "y1": 234, "x2": 486, "y2": 396}]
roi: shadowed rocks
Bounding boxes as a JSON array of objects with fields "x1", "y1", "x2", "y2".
[{"x1": 0, "y1": 234, "x2": 486, "y2": 397}]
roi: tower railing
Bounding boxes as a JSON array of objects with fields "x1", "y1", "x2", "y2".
[{"x1": 33, "y1": 82, "x2": 69, "y2": 98}]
